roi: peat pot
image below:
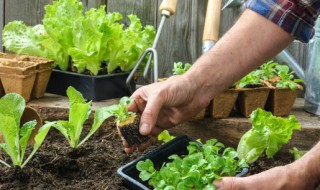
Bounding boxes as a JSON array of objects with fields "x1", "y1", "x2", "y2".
[
  {"x1": 46, "y1": 69, "x2": 136, "y2": 101},
  {"x1": 237, "y1": 87, "x2": 270, "y2": 117},
  {"x1": 265, "y1": 88, "x2": 300, "y2": 116},
  {"x1": 0, "y1": 60, "x2": 37, "y2": 102},
  {"x1": 211, "y1": 89, "x2": 239, "y2": 118},
  {"x1": 0, "y1": 53, "x2": 53, "y2": 99}
]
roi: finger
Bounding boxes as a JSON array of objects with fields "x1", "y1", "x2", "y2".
[
  {"x1": 214, "y1": 177, "x2": 238, "y2": 190},
  {"x1": 139, "y1": 92, "x2": 165, "y2": 135},
  {"x1": 137, "y1": 140, "x2": 152, "y2": 152}
]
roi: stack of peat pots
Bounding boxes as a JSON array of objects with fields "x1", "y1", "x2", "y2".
[
  {"x1": 210, "y1": 63, "x2": 303, "y2": 118},
  {"x1": 0, "y1": 52, "x2": 53, "y2": 102},
  {"x1": 210, "y1": 85, "x2": 301, "y2": 118}
]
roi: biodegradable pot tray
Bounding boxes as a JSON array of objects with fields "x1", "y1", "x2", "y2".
[
  {"x1": 0, "y1": 60, "x2": 37, "y2": 102},
  {"x1": 237, "y1": 87, "x2": 270, "y2": 117},
  {"x1": 265, "y1": 88, "x2": 299, "y2": 116},
  {"x1": 211, "y1": 89, "x2": 239, "y2": 118},
  {"x1": 117, "y1": 135, "x2": 249, "y2": 190},
  {"x1": 0, "y1": 53, "x2": 53, "y2": 99},
  {"x1": 46, "y1": 69, "x2": 136, "y2": 101}
]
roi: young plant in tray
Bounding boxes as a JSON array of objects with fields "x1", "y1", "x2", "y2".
[
  {"x1": 52, "y1": 86, "x2": 115, "y2": 148},
  {"x1": 237, "y1": 108, "x2": 301, "y2": 164},
  {"x1": 172, "y1": 62, "x2": 192, "y2": 75},
  {"x1": 274, "y1": 65, "x2": 303, "y2": 90},
  {"x1": 137, "y1": 139, "x2": 248, "y2": 190},
  {"x1": 0, "y1": 93, "x2": 55, "y2": 168}
]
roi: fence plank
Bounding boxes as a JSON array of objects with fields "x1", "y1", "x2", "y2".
[
  {"x1": 81, "y1": 0, "x2": 107, "y2": 11},
  {"x1": 0, "y1": 0, "x2": 4, "y2": 52},
  {"x1": 107, "y1": 0, "x2": 158, "y2": 27},
  {"x1": 156, "y1": 0, "x2": 207, "y2": 77}
]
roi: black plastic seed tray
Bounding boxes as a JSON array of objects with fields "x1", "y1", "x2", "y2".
[{"x1": 117, "y1": 135, "x2": 249, "y2": 190}]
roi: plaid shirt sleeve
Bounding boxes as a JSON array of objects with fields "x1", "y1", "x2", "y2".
[{"x1": 245, "y1": 0, "x2": 320, "y2": 42}]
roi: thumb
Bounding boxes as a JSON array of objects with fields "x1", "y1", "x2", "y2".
[
  {"x1": 139, "y1": 93, "x2": 164, "y2": 135},
  {"x1": 213, "y1": 177, "x2": 240, "y2": 190}
]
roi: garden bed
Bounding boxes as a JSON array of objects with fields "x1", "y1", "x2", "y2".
[{"x1": 0, "y1": 124, "x2": 294, "y2": 190}]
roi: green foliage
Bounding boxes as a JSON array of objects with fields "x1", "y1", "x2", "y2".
[
  {"x1": 0, "y1": 93, "x2": 55, "y2": 168},
  {"x1": 2, "y1": 0, "x2": 155, "y2": 75},
  {"x1": 275, "y1": 65, "x2": 304, "y2": 90},
  {"x1": 157, "y1": 130, "x2": 175, "y2": 144},
  {"x1": 2, "y1": 21, "x2": 68, "y2": 70},
  {"x1": 235, "y1": 61, "x2": 303, "y2": 89},
  {"x1": 235, "y1": 70, "x2": 263, "y2": 88},
  {"x1": 289, "y1": 147, "x2": 307, "y2": 161},
  {"x1": 237, "y1": 108, "x2": 301, "y2": 164},
  {"x1": 172, "y1": 62, "x2": 192, "y2": 75},
  {"x1": 110, "y1": 97, "x2": 135, "y2": 123},
  {"x1": 52, "y1": 86, "x2": 115, "y2": 148},
  {"x1": 137, "y1": 139, "x2": 248, "y2": 190},
  {"x1": 259, "y1": 60, "x2": 278, "y2": 80}
]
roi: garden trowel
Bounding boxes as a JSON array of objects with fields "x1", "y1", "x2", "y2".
[
  {"x1": 202, "y1": 0, "x2": 223, "y2": 53},
  {"x1": 126, "y1": 0, "x2": 179, "y2": 93}
]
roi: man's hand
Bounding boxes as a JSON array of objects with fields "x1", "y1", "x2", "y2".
[
  {"x1": 121, "y1": 75, "x2": 212, "y2": 153},
  {"x1": 214, "y1": 142, "x2": 320, "y2": 190}
]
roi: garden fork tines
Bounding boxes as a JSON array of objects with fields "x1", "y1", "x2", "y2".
[{"x1": 126, "y1": 0, "x2": 178, "y2": 94}]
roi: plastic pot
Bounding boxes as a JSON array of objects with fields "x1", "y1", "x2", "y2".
[
  {"x1": 117, "y1": 135, "x2": 249, "y2": 190},
  {"x1": 0, "y1": 60, "x2": 37, "y2": 102},
  {"x1": 46, "y1": 69, "x2": 136, "y2": 101},
  {"x1": 211, "y1": 89, "x2": 239, "y2": 118},
  {"x1": 237, "y1": 87, "x2": 270, "y2": 117},
  {"x1": 265, "y1": 88, "x2": 299, "y2": 116}
]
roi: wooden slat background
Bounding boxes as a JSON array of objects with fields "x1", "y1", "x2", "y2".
[{"x1": 0, "y1": 0, "x2": 309, "y2": 77}]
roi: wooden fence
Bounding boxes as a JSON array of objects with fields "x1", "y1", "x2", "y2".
[{"x1": 0, "y1": 0, "x2": 308, "y2": 79}]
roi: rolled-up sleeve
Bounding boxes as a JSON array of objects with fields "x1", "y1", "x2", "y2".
[{"x1": 245, "y1": 0, "x2": 320, "y2": 42}]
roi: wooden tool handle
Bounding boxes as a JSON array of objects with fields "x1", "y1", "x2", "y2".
[
  {"x1": 160, "y1": 0, "x2": 178, "y2": 15},
  {"x1": 203, "y1": 0, "x2": 222, "y2": 42}
]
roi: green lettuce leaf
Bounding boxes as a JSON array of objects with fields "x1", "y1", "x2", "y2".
[
  {"x1": 2, "y1": 21, "x2": 68, "y2": 70},
  {"x1": 237, "y1": 108, "x2": 301, "y2": 163},
  {"x1": 78, "y1": 105, "x2": 117, "y2": 147},
  {"x1": 67, "y1": 86, "x2": 91, "y2": 148},
  {"x1": 22, "y1": 121, "x2": 55, "y2": 168},
  {"x1": 19, "y1": 120, "x2": 37, "y2": 163}
]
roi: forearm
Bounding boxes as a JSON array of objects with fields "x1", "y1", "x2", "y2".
[
  {"x1": 294, "y1": 141, "x2": 320, "y2": 185},
  {"x1": 185, "y1": 9, "x2": 294, "y2": 100}
]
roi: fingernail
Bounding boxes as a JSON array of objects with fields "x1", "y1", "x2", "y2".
[
  {"x1": 213, "y1": 180, "x2": 222, "y2": 188},
  {"x1": 140, "y1": 123, "x2": 149, "y2": 135}
]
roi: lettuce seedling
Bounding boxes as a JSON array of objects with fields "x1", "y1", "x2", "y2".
[
  {"x1": 52, "y1": 86, "x2": 115, "y2": 148},
  {"x1": 235, "y1": 70, "x2": 264, "y2": 88},
  {"x1": 237, "y1": 108, "x2": 301, "y2": 164},
  {"x1": 259, "y1": 60, "x2": 278, "y2": 80},
  {"x1": 290, "y1": 147, "x2": 307, "y2": 161},
  {"x1": 0, "y1": 93, "x2": 55, "y2": 168},
  {"x1": 112, "y1": 97, "x2": 149, "y2": 146},
  {"x1": 157, "y1": 130, "x2": 175, "y2": 144},
  {"x1": 137, "y1": 139, "x2": 248, "y2": 190},
  {"x1": 275, "y1": 65, "x2": 304, "y2": 90},
  {"x1": 172, "y1": 62, "x2": 191, "y2": 75}
]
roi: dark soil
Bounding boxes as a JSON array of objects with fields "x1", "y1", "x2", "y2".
[
  {"x1": 0, "y1": 124, "x2": 293, "y2": 190},
  {"x1": 119, "y1": 114, "x2": 150, "y2": 146},
  {"x1": 0, "y1": 124, "x2": 158, "y2": 190}
]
